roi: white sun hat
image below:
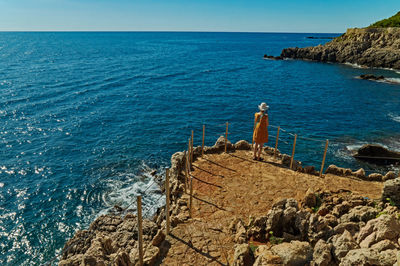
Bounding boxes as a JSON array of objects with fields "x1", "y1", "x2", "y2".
[{"x1": 258, "y1": 102, "x2": 269, "y2": 111}]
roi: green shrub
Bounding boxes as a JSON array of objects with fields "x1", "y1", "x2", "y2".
[
  {"x1": 369, "y1": 11, "x2": 400, "y2": 28},
  {"x1": 376, "y1": 211, "x2": 388, "y2": 218},
  {"x1": 268, "y1": 231, "x2": 283, "y2": 245},
  {"x1": 386, "y1": 197, "x2": 396, "y2": 206},
  {"x1": 249, "y1": 243, "x2": 258, "y2": 255}
]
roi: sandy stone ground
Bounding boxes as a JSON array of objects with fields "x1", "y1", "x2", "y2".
[{"x1": 158, "y1": 150, "x2": 383, "y2": 265}]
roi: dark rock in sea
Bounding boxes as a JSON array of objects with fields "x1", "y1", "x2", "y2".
[
  {"x1": 354, "y1": 144, "x2": 400, "y2": 165},
  {"x1": 276, "y1": 28, "x2": 400, "y2": 70},
  {"x1": 263, "y1": 54, "x2": 282, "y2": 60},
  {"x1": 359, "y1": 74, "x2": 385, "y2": 80}
]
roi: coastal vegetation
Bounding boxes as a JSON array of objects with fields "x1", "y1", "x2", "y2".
[{"x1": 369, "y1": 11, "x2": 400, "y2": 28}]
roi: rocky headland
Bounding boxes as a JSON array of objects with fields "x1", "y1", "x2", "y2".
[
  {"x1": 266, "y1": 27, "x2": 400, "y2": 70},
  {"x1": 264, "y1": 11, "x2": 400, "y2": 70},
  {"x1": 59, "y1": 137, "x2": 400, "y2": 265}
]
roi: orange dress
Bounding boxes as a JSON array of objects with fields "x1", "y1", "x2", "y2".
[{"x1": 253, "y1": 112, "x2": 269, "y2": 143}]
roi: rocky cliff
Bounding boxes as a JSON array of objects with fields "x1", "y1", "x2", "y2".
[{"x1": 279, "y1": 27, "x2": 400, "y2": 70}]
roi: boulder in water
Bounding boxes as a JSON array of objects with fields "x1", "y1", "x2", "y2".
[
  {"x1": 359, "y1": 74, "x2": 385, "y2": 81},
  {"x1": 353, "y1": 144, "x2": 400, "y2": 165}
]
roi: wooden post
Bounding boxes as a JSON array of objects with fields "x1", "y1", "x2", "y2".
[
  {"x1": 224, "y1": 122, "x2": 228, "y2": 153},
  {"x1": 202, "y1": 124, "x2": 205, "y2": 157},
  {"x1": 290, "y1": 134, "x2": 297, "y2": 169},
  {"x1": 184, "y1": 151, "x2": 188, "y2": 193},
  {"x1": 165, "y1": 168, "x2": 170, "y2": 235},
  {"x1": 320, "y1": 140, "x2": 329, "y2": 177},
  {"x1": 188, "y1": 137, "x2": 192, "y2": 169},
  {"x1": 273, "y1": 126, "x2": 280, "y2": 159},
  {"x1": 137, "y1": 196, "x2": 143, "y2": 266},
  {"x1": 191, "y1": 130, "x2": 194, "y2": 164},
  {"x1": 189, "y1": 176, "x2": 193, "y2": 218}
]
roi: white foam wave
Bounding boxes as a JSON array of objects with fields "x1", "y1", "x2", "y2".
[
  {"x1": 344, "y1": 62, "x2": 367, "y2": 69},
  {"x1": 385, "y1": 78, "x2": 400, "y2": 84},
  {"x1": 345, "y1": 144, "x2": 363, "y2": 152},
  {"x1": 99, "y1": 161, "x2": 164, "y2": 217},
  {"x1": 355, "y1": 76, "x2": 400, "y2": 84},
  {"x1": 389, "y1": 113, "x2": 400, "y2": 123}
]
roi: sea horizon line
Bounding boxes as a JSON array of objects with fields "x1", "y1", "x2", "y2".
[{"x1": 0, "y1": 30, "x2": 342, "y2": 34}]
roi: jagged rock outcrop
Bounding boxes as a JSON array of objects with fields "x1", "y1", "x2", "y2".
[
  {"x1": 232, "y1": 190, "x2": 400, "y2": 265},
  {"x1": 59, "y1": 214, "x2": 160, "y2": 265},
  {"x1": 278, "y1": 27, "x2": 400, "y2": 70}
]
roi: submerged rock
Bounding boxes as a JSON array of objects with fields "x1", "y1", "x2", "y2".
[{"x1": 358, "y1": 74, "x2": 385, "y2": 80}]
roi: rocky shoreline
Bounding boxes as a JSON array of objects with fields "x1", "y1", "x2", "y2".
[
  {"x1": 265, "y1": 27, "x2": 400, "y2": 70},
  {"x1": 59, "y1": 137, "x2": 400, "y2": 265}
]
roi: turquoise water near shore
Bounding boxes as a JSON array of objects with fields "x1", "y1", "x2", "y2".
[{"x1": 0, "y1": 32, "x2": 400, "y2": 264}]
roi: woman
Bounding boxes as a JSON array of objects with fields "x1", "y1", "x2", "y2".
[{"x1": 253, "y1": 102, "x2": 269, "y2": 161}]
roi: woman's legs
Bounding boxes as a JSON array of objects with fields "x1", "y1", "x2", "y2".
[
  {"x1": 257, "y1": 143, "x2": 264, "y2": 159},
  {"x1": 253, "y1": 142, "x2": 264, "y2": 160}
]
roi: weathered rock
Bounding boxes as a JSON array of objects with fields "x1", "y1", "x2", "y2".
[
  {"x1": 310, "y1": 239, "x2": 333, "y2": 266},
  {"x1": 270, "y1": 241, "x2": 313, "y2": 265},
  {"x1": 332, "y1": 201, "x2": 350, "y2": 217},
  {"x1": 367, "y1": 173, "x2": 383, "y2": 182},
  {"x1": 253, "y1": 245, "x2": 282, "y2": 265},
  {"x1": 325, "y1": 165, "x2": 351, "y2": 176},
  {"x1": 234, "y1": 140, "x2": 251, "y2": 150},
  {"x1": 378, "y1": 249, "x2": 399, "y2": 265},
  {"x1": 246, "y1": 216, "x2": 267, "y2": 241},
  {"x1": 281, "y1": 155, "x2": 302, "y2": 170},
  {"x1": 265, "y1": 206, "x2": 284, "y2": 237},
  {"x1": 303, "y1": 188, "x2": 317, "y2": 208},
  {"x1": 357, "y1": 214, "x2": 400, "y2": 248},
  {"x1": 352, "y1": 168, "x2": 366, "y2": 179},
  {"x1": 295, "y1": 210, "x2": 310, "y2": 240},
  {"x1": 383, "y1": 171, "x2": 397, "y2": 181},
  {"x1": 303, "y1": 165, "x2": 316, "y2": 175},
  {"x1": 281, "y1": 154, "x2": 291, "y2": 166},
  {"x1": 339, "y1": 248, "x2": 380, "y2": 266},
  {"x1": 340, "y1": 248, "x2": 398, "y2": 266},
  {"x1": 213, "y1": 135, "x2": 234, "y2": 152},
  {"x1": 370, "y1": 239, "x2": 398, "y2": 252},
  {"x1": 233, "y1": 244, "x2": 254, "y2": 266},
  {"x1": 331, "y1": 230, "x2": 359, "y2": 261},
  {"x1": 382, "y1": 178, "x2": 400, "y2": 206},
  {"x1": 234, "y1": 219, "x2": 247, "y2": 244},
  {"x1": 60, "y1": 214, "x2": 159, "y2": 265},
  {"x1": 339, "y1": 205, "x2": 378, "y2": 223},
  {"x1": 333, "y1": 222, "x2": 360, "y2": 236}
]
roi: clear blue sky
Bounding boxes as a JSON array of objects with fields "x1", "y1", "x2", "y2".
[{"x1": 0, "y1": 0, "x2": 399, "y2": 33}]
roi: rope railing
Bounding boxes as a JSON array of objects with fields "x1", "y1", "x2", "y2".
[
  {"x1": 188, "y1": 121, "x2": 399, "y2": 177},
  {"x1": 48, "y1": 120, "x2": 398, "y2": 265}
]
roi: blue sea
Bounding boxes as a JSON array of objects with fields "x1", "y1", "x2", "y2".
[{"x1": 1, "y1": 32, "x2": 400, "y2": 265}]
